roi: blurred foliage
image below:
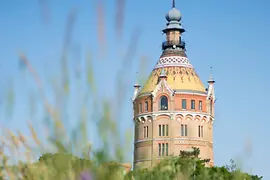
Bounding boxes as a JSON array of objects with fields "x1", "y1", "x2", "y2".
[
  {"x1": 0, "y1": 148, "x2": 262, "y2": 180},
  {"x1": 127, "y1": 147, "x2": 263, "y2": 180},
  {"x1": 6, "y1": 152, "x2": 127, "y2": 180},
  {"x1": 0, "y1": 1, "x2": 264, "y2": 180}
]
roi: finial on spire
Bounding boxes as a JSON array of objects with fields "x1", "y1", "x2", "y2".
[
  {"x1": 134, "y1": 72, "x2": 141, "y2": 88},
  {"x1": 208, "y1": 67, "x2": 215, "y2": 83},
  {"x1": 163, "y1": 0, "x2": 185, "y2": 33}
]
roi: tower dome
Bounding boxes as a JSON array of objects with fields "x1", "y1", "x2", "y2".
[
  {"x1": 162, "y1": 0, "x2": 185, "y2": 33},
  {"x1": 166, "y1": 8, "x2": 181, "y2": 22}
]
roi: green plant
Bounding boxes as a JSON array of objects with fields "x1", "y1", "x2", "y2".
[{"x1": 127, "y1": 147, "x2": 262, "y2": 180}]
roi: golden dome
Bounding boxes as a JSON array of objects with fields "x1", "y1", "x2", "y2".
[{"x1": 139, "y1": 54, "x2": 206, "y2": 95}]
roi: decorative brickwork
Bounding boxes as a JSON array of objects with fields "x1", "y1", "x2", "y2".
[{"x1": 154, "y1": 56, "x2": 193, "y2": 69}]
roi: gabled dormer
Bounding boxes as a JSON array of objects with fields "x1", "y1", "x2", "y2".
[{"x1": 151, "y1": 68, "x2": 175, "y2": 112}]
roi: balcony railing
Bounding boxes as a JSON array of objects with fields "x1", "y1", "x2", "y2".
[{"x1": 162, "y1": 40, "x2": 186, "y2": 50}]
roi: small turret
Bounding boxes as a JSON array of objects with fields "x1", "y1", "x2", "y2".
[
  {"x1": 132, "y1": 73, "x2": 141, "y2": 101},
  {"x1": 207, "y1": 67, "x2": 216, "y2": 101},
  {"x1": 206, "y1": 67, "x2": 216, "y2": 116}
]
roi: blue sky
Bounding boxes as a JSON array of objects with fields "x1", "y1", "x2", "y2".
[{"x1": 0, "y1": 0, "x2": 270, "y2": 178}]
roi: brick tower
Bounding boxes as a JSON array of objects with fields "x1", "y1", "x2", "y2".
[{"x1": 132, "y1": 0, "x2": 216, "y2": 169}]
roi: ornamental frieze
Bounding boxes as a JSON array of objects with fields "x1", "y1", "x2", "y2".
[
  {"x1": 154, "y1": 56, "x2": 193, "y2": 69},
  {"x1": 134, "y1": 112, "x2": 213, "y2": 124},
  {"x1": 174, "y1": 140, "x2": 207, "y2": 146}
]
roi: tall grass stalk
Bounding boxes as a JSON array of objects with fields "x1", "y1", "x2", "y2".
[{"x1": 0, "y1": 1, "x2": 262, "y2": 180}]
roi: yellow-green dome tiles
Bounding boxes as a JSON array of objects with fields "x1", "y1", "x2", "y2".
[{"x1": 139, "y1": 67, "x2": 206, "y2": 94}]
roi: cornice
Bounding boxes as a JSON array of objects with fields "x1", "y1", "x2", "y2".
[
  {"x1": 134, "y1": 138, "x2": 213, "y2": 145},
  {"x1": 137, "y1": 90, "x2": 206, "y2": 98},
  {"x1": 134, "y1": 111, "x2": 215, "y2": 124},
  {"x1": 174, "y1": 90, "x2": 207, "y2": 96}
]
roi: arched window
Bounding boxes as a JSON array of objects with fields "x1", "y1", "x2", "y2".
[
  {"x1": 160, "y1": 96, "x2": 168, "y2": 110},
  {"x1": 139, "y1": 103, "x2": 142, "y2": 113},
  {"x1": 145, "y1": 101, "x2": 148, "y2": 112}
]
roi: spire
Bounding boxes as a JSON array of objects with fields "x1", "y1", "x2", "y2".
[
  {"x1": 172, "y1": 0, "x2": 175, "y2": 8},
  {"x1": 207, "y1": 66, "x2": 216, "y2": 102},
  {"x1": 163, "y1": 0, "x2": 185, "y2": 33},
  {"x1": 134, "y1": 72, "x2": 141, "y2": 88},
  {"x1": 208, "y1": 67, "x2": 215, "y2": 83},
  {"x1": 133, "y1": 72, "x2": 141, "y2": 101}
]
